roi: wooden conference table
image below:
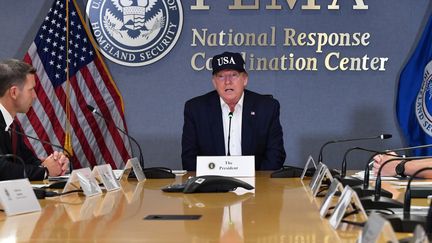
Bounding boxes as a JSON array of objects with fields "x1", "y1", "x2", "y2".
[{"x1": 0, "y1": 171, "x2": 416, "y2": 242}]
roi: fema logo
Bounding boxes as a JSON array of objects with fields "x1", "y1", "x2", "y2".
[
  {"x1": 86, "y1": 0, "x2": 183, "y2": 66},
  {"x1": 416, "y1": 61, "x2": 432, "y2": 136}
]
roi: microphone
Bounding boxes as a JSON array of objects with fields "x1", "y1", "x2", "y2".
[
  {"x1": 317, "y1": 134, "x2": 392, "y2": 163},
  {"x1": 383, "y1": 167, "x2": 432, "y2": 232},
  {"x1": 272, "y1": 134, "x2": 393, "y2": 179},
  {"x1": 227, "y1": 112, "x2": 233, "y2": 156},
  {"x1": 11, "y1": 127, "x2": 73, "y2": 174},
  {"x1": 360, "y1": 156, "x2": 432, "y2": 210},
  {"x1": 360, "y1": 143, "x2": 432, "y2": 194},
  {"x1": 338, "y1": 146, "x2": 398, "y2": 188},
  {"x1": 337, "y1": 147, "x2": 396, "y2": 198},
  {"x1": 86, "y1": 104, "x2": 175, "y2": 179}
]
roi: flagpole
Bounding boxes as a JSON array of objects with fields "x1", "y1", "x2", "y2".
[{"x1": 64, "y1": 0, "x2": 74, "y2": 158}]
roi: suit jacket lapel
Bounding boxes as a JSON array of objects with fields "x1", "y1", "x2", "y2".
[
  {"x1": 0, "y1": 112, "x2": 11, "y2": 154},
  {"x1": 242, "y1": 90, "x2": 255, "y2": 155},
  {"x1": 208, "y1": 93, "x2": 225, "y2": 155}
]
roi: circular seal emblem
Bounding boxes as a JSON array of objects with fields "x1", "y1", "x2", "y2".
[
  {"x1": 416, "y1": 61, "x2": 432, "y2": 136},
  {"x1": 86, "y1": 0, "x2": 183, "y2": 66},
  {"x1": 208, "y1": 162, "x2": 215, "y2": 170}
]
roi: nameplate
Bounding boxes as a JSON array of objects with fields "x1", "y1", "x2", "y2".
[
  {"x1": 63, "y1": 168, "x2": 102, "y2": 197},
  {"x1": 300, "y1": 155, "x2": 317, "y2": 180},
  {"x1": 308, "y1": 162, "x2": 325, "y2": 189},
  {"x1": 92, "y1": 164, "x2": 121, "y2": 191},
  {"x1": 311, "y1": 165, "x2": 334, "y2": 197},
  {"x1": 196, "y1": 156, "x2": 255, "y2": 177},
  {"x1": 329, "y1": 186, "x2": 367, "y2": 229},
  {"x1": 122, "y1": 157, "x2": 145, "y2": 182},
  {"x1": 0, "y1": 179, "x2": 41, "y2": 216},
  {"x1": 319, "y1": 179, "x2": 344, "y2": 218},
  {"x1": 357, "y1": 212, "x2": 398, "y2": 243}
]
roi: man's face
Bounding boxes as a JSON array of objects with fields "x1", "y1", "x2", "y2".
[
  {"x1": 14, "y1": 74, "x2": 36, "y2": 113},
  {"x1": 212, "y1": 69, "x2": 248, "y2": 106}
]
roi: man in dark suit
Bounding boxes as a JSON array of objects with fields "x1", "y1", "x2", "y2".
[
  {"x1": 0, "y1": 59, "x2": 69, "y2": 180},
  {"x1": 182, "y1": 52, "x2": 286, "y2": 171}
]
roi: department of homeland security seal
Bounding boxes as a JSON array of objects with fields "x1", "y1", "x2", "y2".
[
  {"x1": 416, "y1": 61, "x2": 432, "y2": 136},
  {"x1": 86, "y1": 0, "x2": 183, "y2": 66}
]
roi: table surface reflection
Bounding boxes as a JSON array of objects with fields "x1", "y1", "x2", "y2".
[{"x1": 0, "y1": 172, "x2": 380, "y2": 242}]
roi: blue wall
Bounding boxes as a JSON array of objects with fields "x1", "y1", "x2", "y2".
[{"x1": 0, "y1": 0, "x2": 430, "y2": 170}]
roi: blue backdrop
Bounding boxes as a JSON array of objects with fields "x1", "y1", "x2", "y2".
[{"x1": 0, "y1": 0, "x2": 431, "y2": 170}]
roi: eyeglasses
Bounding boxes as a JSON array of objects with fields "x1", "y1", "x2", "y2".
[{"x1": 214, "y1": 72, "x2": 241, "y2": 82}]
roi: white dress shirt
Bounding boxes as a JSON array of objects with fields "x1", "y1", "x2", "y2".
[
  {"x1": 220, "y1": 93, "x2": 244, "y2": 156},
  {"x1": 0, "y1": 103, "x2": 13, "y2": 131}
]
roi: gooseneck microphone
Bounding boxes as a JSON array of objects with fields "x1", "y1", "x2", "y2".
[
  {"x1": 383, "y1": 167, "x2": 432, "y2": 233},
  {"x1": 361, "y1": 156, "x2": 432, "y2": 210},
  {"x1": 87, "y1": 104, "x2": 175, "y2": 179},
  {"x1": 227, "y1": 112, "x2": 233, "y2": 156},
  {"x1": 11, "y1": 127, "x2": 73, "y2": 174},
  {"x1": 362, "y1": 143, "x2": 432, "y2": 189},
  {"x1": 317, "y1": 134, "x2": 392, "y2": 163},
  {"x1": 339, "y1": 146, "x2": 397, "y2": 187}
]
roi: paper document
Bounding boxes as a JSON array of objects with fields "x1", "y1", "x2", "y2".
[{"x1": 351, "y1": 170, "x2": 401, "y2": 181}]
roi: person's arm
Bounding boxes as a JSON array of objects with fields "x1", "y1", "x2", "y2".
[
  {"x1": 181, "y1": 101, "x2": 198, "y2": 171},
  {"x1": 404, "y1": 159, "x2": 432, "y2": 178},
  {"x1": 259, "y1": 99, "x2": 286, "y2": 170},
  {"x1": 373, "y1": 154, "x2": 432, "y2": 178}
]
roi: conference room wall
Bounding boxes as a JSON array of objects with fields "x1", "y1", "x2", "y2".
[{"x1": 0, "y1": 1, "x2": 430, "y2": 170}]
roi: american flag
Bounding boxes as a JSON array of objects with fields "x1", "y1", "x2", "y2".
[{"x1": 18, "y1": 0, "x2": 131, "y2": 169}]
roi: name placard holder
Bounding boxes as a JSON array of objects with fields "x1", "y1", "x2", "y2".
[
  {"x1": 0, "y1": 179, "x2": 41, "y2": 216},
  {"x1": 357, "y1": 212, "x2": 398, "y2": 243},
  {"x1": 92, "y1": 164, "x2": 121, "y2": 191},
  {"x1": 63, "y1": 168, "x2": 102, "y2": 197},
  {"x1": 319, "y1": 178, "x2": 344, "y2": 218},
  {"x1": 300, "y1": 155, "x2": 317, "y2": 180},
  {"x1": 308, "y1": 162, "x2": 325, "y2": 189},
  {"x1": 311, "y1": 165, "x2": 334, "y2": 197},
  {"x1": 122, "y1": 157, "x2": 145, "y2": 182},
  {"x1": 411, "y1": 225, "x2": 430, "y2": 243},
  {"x1": 329, "y1": 186, "x2": 367, "y2": 229},
  {"x1": 196, "y1": 156, "x2": 255, "y2": 177}
]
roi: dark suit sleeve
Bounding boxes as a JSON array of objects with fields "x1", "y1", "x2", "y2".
[
  {"x1": 0, "y1": 129, "x2": 45, "y2": 181},
  {"x1": 181, "y1": 100, "x2": 198, "y2": 171},
  {"x1": 259, "y1": 99, "x2": 286, "y2": 170}
]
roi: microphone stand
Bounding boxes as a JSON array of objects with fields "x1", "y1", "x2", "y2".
[
  {"x1": 317, "y1": 134, "x2": 391, "y2": 163},
  {"x1": 358, "y1": 143, "x2": 432, "y2": 198},
  {"x1": 338, "y1": 147, "x2": 396, "y2": 197},
  {"x1": 384, "y1": 167, "x2": 432, "y2": 232},
  {"x1": 272, "y1": 134, "x2": 392, "y2": 179},
  {"x1": 360, "y1": 156, "x2": 432, "y2": 210},
  {"x1": 87, "y1": 105, "x2": 175, "y2": 179},
  {"x1": 227, "y1": 112, "x2": 233, "y2": 156}
]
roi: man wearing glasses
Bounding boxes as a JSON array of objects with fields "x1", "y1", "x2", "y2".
[{"x1": 181, "y1": 52, "x2": 286, "y2": 171}]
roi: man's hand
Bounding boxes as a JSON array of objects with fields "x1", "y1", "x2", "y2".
[{"x1": 42, "y1": 151, "x2": 70, "y2": 176}]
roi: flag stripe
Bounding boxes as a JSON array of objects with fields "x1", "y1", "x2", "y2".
[
  {"x1": 19, "y1": 0, "x2": 131, "y2": 170},
  {"x1": 79, "y1": 65, "x2": 130, "y2": 162}
]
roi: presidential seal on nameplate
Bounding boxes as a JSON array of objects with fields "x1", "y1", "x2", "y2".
[{"x1": 196, "y1": 156, "x2": 255, "y2": 177}]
